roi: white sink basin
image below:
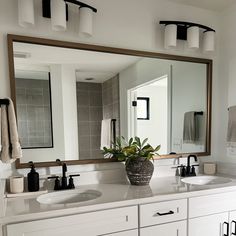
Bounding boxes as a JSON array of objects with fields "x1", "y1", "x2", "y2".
[
  {"x1": 181, "y1": 176, "x2": 232, "y2": 186},
  {"x1": 37, "y1": 189, "x2": 102, "y2": 205}
]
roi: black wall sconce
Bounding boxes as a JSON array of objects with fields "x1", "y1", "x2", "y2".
[
  {"x1": 18, "y1": 0, "x2": 97, "y2": 37},
  {"x1": 159, "y1": 21, "x2": 215, "y2": 52}
]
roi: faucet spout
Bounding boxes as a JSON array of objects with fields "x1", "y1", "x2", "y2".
[
  {"x1": 62, "y1": 163, "x2": 67, "y2": 178},
  {"x1": 187, "y1": 154, "x2": 197, "y2": 167},
  {"x1": 186, "y1": 154, "x2": 198, "y2": 176}
]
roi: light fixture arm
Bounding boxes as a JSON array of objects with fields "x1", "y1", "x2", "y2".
[
  {"x1": 42, "y1": 0, "x2": 97, "y2": 20},
  {"x1": 160, "y1": 21, "x2": 215, "y2": 41},
  {"x1": 159, "y1": 21, "x2": 215, "y2": 32},
  {"x1": 64, "y1": 0, "x2": 97, "y2": 13}
]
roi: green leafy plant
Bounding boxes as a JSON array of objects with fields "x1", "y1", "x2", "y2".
[{"x1": 103, "y1": 137, "x2": 160, "y2": 165}]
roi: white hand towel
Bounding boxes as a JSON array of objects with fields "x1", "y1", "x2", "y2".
[
  {"x1": 1, "y1": 104, "x2": 11, "y2": 163},
  {"x1": 0, "y1": 98, "x2": 22, "y2": 163},
  {"x1": 8, "y1": 99, "x2": 22, "y2": 160},
  {"x1": 100, "y1": 119, "x2": 112, "y2": 150},
  {"x1": 227, "y1": 106, "x2": 236, "y2": 143},
  {"x1": 0, "y1": 107, "x2": 1, "y2": 152},
  {"x1": 183, "y1": 111, "x2": 196, "y2": 143}
]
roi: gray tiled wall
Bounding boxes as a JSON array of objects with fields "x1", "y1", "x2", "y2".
[
  {"x1": 15, "y1": 78, "x2": 52, "y2": 148},
  {"x1": 76, "y1": 82, "x2": 103, "y2": 160},
  {"x1": 77, "y1": 76, "x2": 120, "y2": 160},
  {"x1": 102, "y1": 75, "x2": 120, "y2": 137}
]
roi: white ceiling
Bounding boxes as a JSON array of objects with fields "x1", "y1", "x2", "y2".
[
  {"x1": 167, "y1": 0, "x2": 235, "y2": 11},
  {"x1": 13, "y1": 42, "x2": 141, "y2": 83}
]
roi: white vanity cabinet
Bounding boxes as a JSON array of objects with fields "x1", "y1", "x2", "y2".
[
  {"x1": 188, "y1": 213, "x2": 228, "y2": 236},
  {"x1": 188, "y1": 191, "x2": 236, "y2": 236},
  {"x1": 6, "y1": 190, "x2": 236, "y2": 236},
  {"x1": 6, "y1": 206, "x2": 138, "y2": 236}
]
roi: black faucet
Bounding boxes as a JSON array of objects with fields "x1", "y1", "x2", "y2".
[
  {"x1": 61, "y1": 162, "x2": 68, "y2": 189},
  {"x1": 186, "y1": 154, "x2": 198, "y2": 176},
  {"x1": 48, "y1": 159, "x2": 80, "y2": 190},
  {"x1": 174, "y1": 155, "x2": 199, "y2": 177}
]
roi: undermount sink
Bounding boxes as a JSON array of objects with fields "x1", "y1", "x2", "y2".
[
  {"x1": 37, "y1": 189, "x2": 102, "y2": 205},
  {"x1": 181, "y1": 176, "x2": 232, "y2": 186}
]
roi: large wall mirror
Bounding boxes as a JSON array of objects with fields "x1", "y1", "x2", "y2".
[{"x1": 7, "y1": 35, "x2": 212, "y2": 168}]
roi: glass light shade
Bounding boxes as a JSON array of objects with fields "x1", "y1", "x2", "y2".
[
  {"x1": 51, "y1": 0, "x2": 67, "y2": 31},
  {"x1": 203, "y1": 31, "x2": 215, "y2": 52},
  {"x1": 18, "y1": 0, "x2": 35, "y2": 27},
  {"x1": 187, "y1": 26, "x2": 199, "y2": 49},
  {"x1": 79, "y1": 7, "x2": 94, "y2": 37},
  {"x1": 164, "y1": 24, "x2": 177, "y2": 49}
]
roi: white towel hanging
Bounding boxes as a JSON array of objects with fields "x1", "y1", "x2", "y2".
[
  {"x1": 100, "y1": 119, "x2": 112, "y2": 150},
  {"x1": 0, "y1": 98, "x2": 22, "y2": 163}
]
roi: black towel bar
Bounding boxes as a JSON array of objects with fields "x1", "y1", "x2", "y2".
[
  {"x1": 0, "y1": 99, "x2": 9, "y2": 106},
  {"x1": 111, "y1": 119, "x2": 116, "y2": 148},
  {"x1": 194, "y1": 111, "x2": 203, "y2": 116}
]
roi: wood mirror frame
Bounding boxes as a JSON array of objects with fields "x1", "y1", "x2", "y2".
[{"x1": 7, "y1": 34, "x2": 212, "y2": 169}]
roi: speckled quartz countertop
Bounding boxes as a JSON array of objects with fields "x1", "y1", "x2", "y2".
[{"x1": 2, "y1": 175, "x2": 236, "y2": 224}]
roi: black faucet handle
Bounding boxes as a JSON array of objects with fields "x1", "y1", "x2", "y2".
[
  {"x1": 48, "y1": 176, "x2": 61, "y2": 190},
  {"x1": 68, "y1": 174, "x2": 80, "y2": 189},
  {"x1": 48, "y1": 176, "x2": 60, "y2": 179},
  {"x1": 69, "y1": 174, "x2": 80, "y2": 178},
  {"x1": 179, "y1": 165, "x2": 186, "y2": 177},
  {"x1": 190, "y1": 165, "x2": 197, "y2": 176}
]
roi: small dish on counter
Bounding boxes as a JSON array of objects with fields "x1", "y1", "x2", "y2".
[{"x1": 6, "y1": 189, "x2": 48, "y2": 198}]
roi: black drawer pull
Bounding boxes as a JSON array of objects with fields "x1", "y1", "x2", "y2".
[
  {"x1": 156, "y1": 210, "x2": 174, "y2": 216},
  {"x1": 223, "y1": 222, "x2": 229, "y2": 236},
  {"x1": 232, "y1": 221, "x2": 236, "y2": 235}
]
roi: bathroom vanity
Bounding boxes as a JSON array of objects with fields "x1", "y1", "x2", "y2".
[
  {"x1": 3, "y1": 34, "x2": 216, "y2": 236},
  {"x1": 1, "y1": 176, "x2": 236, "y2": 236}
]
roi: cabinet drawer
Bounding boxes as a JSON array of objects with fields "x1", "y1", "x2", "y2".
[
  {"x1": 140, "y1": 220, "x2": 187, "y2": 236},
  {"x1": 7, "y1": 206, "x2": 138, "y2": 236},
  {"x1": 189, "y1": 191, "x2": 236, "y2": 218},
  {"x1": 139, "y1": 199, "x2": 187, "y2": 227},
  {"x1": 105, "y1": 229, "x2": 138, "y2": 236}
]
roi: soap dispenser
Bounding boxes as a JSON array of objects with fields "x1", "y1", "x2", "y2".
[{"x1": 27, "y1": 161, "x2": 39, "y2": 192}]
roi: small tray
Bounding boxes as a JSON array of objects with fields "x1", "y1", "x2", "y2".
[{"x1": 6, "y1": 189, "x2": 48, "y2": 198}]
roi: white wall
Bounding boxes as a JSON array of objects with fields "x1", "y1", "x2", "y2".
[
  {"x1": 171, "y1": 61, "x2": 207, "y2": 153},
  {"x1": 0, "y1": 0, "x2": 220, "y2": 178},
  {"x1": 61, "y1": 65, "x2": 79, "y2": 161},
  {"x1": 120, "y1": 58, "x2": 171, "y2": 138},
  {"x1": 215, "y1": 2, "x2": 236, "y2": 163},
  {"x1": 136, "y1": 84, "x2": 168, "y2": 154}
]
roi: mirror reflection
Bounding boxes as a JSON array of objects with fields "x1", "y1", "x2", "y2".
[
  {"x1": 15, "y1": 70, "x2": 53, "y2": 148},
  {"x1": 12, "y1": 41, "x2": 208, "y2": 164}
]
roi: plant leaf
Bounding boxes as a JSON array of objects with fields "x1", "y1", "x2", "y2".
[
  {"x1": 128, "y1": 137, "x2": 133, "y2": 146},
  {"x1": 141, "y1": 138, "x2": 148, "y2": 147}
]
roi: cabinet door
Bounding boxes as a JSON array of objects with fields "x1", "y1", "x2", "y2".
[
  {"x1": 188, "y1": 212, "x2": 228, "y2": 236},
  {"x1": 140, "y1": 220, "x2": 187, "y2": 236},
  {"x1": 7, "y1": 206, "x2": 138, "y2": 236},
  {"x1": 105, "y1": 229, "x2": 138, "y2": 236}
]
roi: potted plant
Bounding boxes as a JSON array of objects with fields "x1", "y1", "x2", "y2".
[{"x1": 103, "y1": 137, "x2": 160, "y2": 186}]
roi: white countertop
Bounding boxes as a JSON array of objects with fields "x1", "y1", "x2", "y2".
[{"x1": 2, "y1": 175, "x2": 236, "y2": 224}]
